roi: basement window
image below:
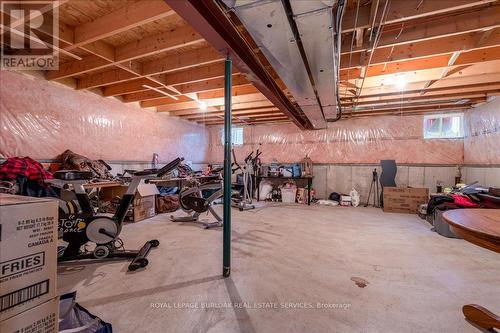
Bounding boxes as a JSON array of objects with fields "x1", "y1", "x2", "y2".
[
  {"x1": 220, "y1": 127, "x2": 244, "y2": 146},
  {"x1": 423, "y1": 113, "x2": 464, "y2": 139}
]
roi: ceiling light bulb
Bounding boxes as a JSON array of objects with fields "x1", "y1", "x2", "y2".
[
  {"x1": 199, "y1": 101, "x2": 207, "y2": 111},
  {"x1": 394, "y1": 75, "x2": 407, "y2": 90}
]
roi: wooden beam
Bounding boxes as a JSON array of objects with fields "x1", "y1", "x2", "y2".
[
  {"x1": 342, "y1": 5, "x2": 500, "y2": 54},
  {"x1": 183, "y1": 108, "x2": 281, "y2": 120},
  {"x1": 354, "y1": 72, "x2": 500, "y2": 97},
  {"x1": 200, "y1": 115, "x2": 290, "y2": 125},
  {"x1": 142, "y1": 46, "x2": 222, "y2": 76},
  {"x1": 70, "y1": 0, "x2": 175, "y2": 47},
  {"x1": 344, "y1": 101, "x2": 479, "y2": 114},
  {"x1": 102, "y1": 63, "x2": 239, "y2": 97},
  {"x1": 138, "y1": 75, "x2": 250, "y2": 107},
  {"x1": 341, "y1": 28, "x2": 500, "y2": 69},
  {"x1": 342, "y1": 0, "x2": 496, "y2": 33},
  {"x1": 344, "y1": 82, "x2": 500, "y2": 102},
  {"x1": 76, "y1": 46, "x2": 223, "y2": 90},
  {"x1": 1, "y1": 0, "x2": 68, "y2": 31},
  {"x1": 152, "y1": 93, "x2": 268, "y2": 112},
  {"x1": 176, "y1": 75, "x2": 250, "y2": 94},
  {"x1": 344, "y1": 92, "x2": 494, "y2": 106},
  {"x1": 185, "y1": 110, "x2": 283, "y2": 121},
  {"x1": 103, "y1": 78, "x2": 163, "y2": 97},
  {"x1": 348, "y1": 60, "x2": 500, "y2": 89},
  {"x1": 46, "y1": 24, "x2": 204, "y2": 80},
  {"x1": 346, "y1": 104, "x2": 473, "y2": 117},
  {"x1": 115, "y1": 25, "x2": 203, "y2": 62},
  {"x1": 166, "y1": 106, "x2": 279, "y2": 117},
  {"x1": 159, "y1": 100, "x2": 273, "y2": 113},
  {"x1": 346, "y1": 46, "x2": 500, "y2": 80},
  {"x1": 197, "y1": 85, "x2": 259, "y2": 99},
  {"x1": 122, "y1": 84, "x2": 258, "y2": 103},
  {"x1": 156, "y1": 62, "x2": 238, "y2": 86}
]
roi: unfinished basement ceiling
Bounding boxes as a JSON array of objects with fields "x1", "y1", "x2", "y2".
[
  {"x1": 17, "y1": 0, "x2": 498, "y2": 127},
  {"x1": 223, "y1": 0, "x2": 339, "y2": 129}
]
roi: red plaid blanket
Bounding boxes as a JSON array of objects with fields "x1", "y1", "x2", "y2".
[{"x1": 0, "y1": 157, "x2": 53, "y2": 181}]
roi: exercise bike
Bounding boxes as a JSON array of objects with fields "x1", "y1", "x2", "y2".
[
  {"x1": 231, "y1": 149, "x2": 262, "y2": 211},
  {"x1": 170, "y1": 174, "x2": 223, "y2": 228},
  {"x1": 49, "y1": 158, "x2": 181, "y2": 271}
]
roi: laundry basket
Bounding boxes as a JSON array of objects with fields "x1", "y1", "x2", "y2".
[{"x1": 281, "y1": 188, "x2": 297, "y2": 203}]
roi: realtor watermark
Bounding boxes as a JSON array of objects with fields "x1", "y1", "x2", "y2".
[
  {"x1": 150, "y1": 302, "x2": 352, "y2": 310},
  {"x1": 1, "y1": 1, "x2": 59, "y2": 70}
]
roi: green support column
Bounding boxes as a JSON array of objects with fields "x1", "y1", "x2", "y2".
[{"x1": 223, "y1": 56, "x2": 232, "y2": 277}]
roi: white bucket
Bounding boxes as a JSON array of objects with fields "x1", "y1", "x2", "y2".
[{"x1": 281, "y1": 188, "x2": 297, "y2": 203}]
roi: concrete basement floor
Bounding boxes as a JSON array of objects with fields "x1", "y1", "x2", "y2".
[{"x1": 57, "y1": 204, "x2": 500, "y2": 333}]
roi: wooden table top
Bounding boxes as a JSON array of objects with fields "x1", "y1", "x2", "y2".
[
  {"x1": 443, "y1": 209, "x2": 500, "y2": 253},
  {"x1": 83, "y1": 181, "x2": 123, "y2": 189}
]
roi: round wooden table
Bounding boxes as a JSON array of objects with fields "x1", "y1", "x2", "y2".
[{"x1": 443, "y1": 209, "x2": 500, "y2": 331}]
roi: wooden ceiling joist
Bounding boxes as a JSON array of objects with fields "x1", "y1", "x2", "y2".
[
  {"x1": 159, "y1": 100, "x2": 274, "y2": 113},
  {"x1": 346, "y1": 82, "x2": 500, "y2": 102},
  {"x1": 46, "y1": 24, "x2": 204, "y2": 80},
  {"x1": 76, "y1": 47, "x2": 223, "y2": 90},
  {"x1": 341, "y1": 28, "x2": 500, "y2": 70},
  {"x1": 102, "y1": 63, "x2": 239, "y2": 97},
  {"x1": 190, "y1": 110, "x2": 284, "y2": 122},
  {"x1": 154, "y1": 93, "x2": 269, "y2": 113},
  {"x1": 341, "y1": 4, "x2": 500, "y2": 54},
  {"x1": 122, "y1": 84, "x2": 258, "y2": 104},
  {"x1": 354, "y1": 72, "x2": 500, "y2": 97},
  {"x1": 186, "y1": 109, "x2": 281, "y2": 121},
  {"x1": 199, "y1": 115, "x2": 290, "y2": 126},
  {"x1": 70, "y1": 0, "x2": 175, "y2": 47},
  {"x1": 342, "y1": 0, "x2": 496, "y2": 33},
  {"x1": 167, "y1": 106, "x2": 280, "y2": 117}
]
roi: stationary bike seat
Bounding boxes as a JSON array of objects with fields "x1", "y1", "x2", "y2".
[{"x1": 54, "y1": 170, "x2": 93, "y2": 180}]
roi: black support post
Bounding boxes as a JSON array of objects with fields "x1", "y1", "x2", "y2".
[{"x1": 223, "y1": 56, "x2": 232, "y2": 277}]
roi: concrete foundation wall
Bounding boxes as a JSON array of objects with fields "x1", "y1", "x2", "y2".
[{"x1": 313, "y1": 164, "x2": 500, "y2": 201}]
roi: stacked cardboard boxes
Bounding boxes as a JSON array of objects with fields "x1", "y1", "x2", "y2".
[
  {"x1": 383, "y1": 187, "x2": 429, "y2": 214},
  {"x1": 0, "y1": 194, "x2": 59, "y2": 333}
]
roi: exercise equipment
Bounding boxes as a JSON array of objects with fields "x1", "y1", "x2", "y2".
[
  {"x1": 231, "y1": 149, "x2": 262, "y2": 211},
  {"x1": 50, "y1": 158, "x2": 181, "y2": 271},
  {"x1": 170, "y1": 178, "x2": 223, "y2": 228}
]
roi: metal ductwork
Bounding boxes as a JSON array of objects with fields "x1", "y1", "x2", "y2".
[{"x1": 223, "y1": 0, "x2": 341, "y2": 129}]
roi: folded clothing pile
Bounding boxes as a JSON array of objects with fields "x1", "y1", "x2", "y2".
[{"x1": 0, "y1": 157, "x2": 56, "y2": 197}]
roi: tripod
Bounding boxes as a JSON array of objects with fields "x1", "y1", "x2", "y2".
[{"x1": 364, "y1": 168, "x2": 380, "y2": 208}]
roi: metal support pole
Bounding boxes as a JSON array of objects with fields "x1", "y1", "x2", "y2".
[{"x1": 223, "y1": 56, "x2": 232, "y2": 278}]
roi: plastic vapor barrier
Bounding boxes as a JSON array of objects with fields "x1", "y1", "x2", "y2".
[
  {"x1": 464, "y1": 97, "x2": 500, "y2": 164},
  {"x1": 209, "y1": 115, "x2": 464, "y2": 164},
  {"x1": 0, "y1": 71, "x2": 209, "y2": 162}
]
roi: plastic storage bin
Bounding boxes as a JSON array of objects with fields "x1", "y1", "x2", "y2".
[{"x1": 281, "y1": 188, "x2": 297, "y2": 203}]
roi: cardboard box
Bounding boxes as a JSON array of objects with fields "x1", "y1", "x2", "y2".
[
  {"x1": 100, "y1": 184, "x2": 159, "y2": 222},
  {"x1": 0, "y1": 297, "x2": 58, "y2": 333},
  {"x1": 383, "y1": 187, "x2": 429, "y2": 214},
  {"x1": 99, "y1": 185, "x2": 128, "y2": 202},
  {"x1": 0, "y1": 194, "x2": 58, "y2": 321},
  {"x1": 133, "y1": 184, "x2": 159, "y2": 222}
]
